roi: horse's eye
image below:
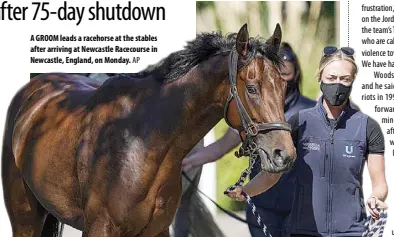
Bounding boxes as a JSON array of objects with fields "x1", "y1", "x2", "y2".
[{"x1": 246, "y1": 85, "x2": 258, "y2": 94}]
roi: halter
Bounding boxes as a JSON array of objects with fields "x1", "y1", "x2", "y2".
[
  {"x1": 223, "y1": 47, "x2": 291, "y2": 158},
  {"x1": 222, "y1": 47, "x2": 292, "y2": 236}
]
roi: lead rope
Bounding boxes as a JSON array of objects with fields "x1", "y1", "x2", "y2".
[
  {"x1": 225, "y1": 157, "x2": 386, "y2": 237},
  {"x1": 224, "y1": 152, "x2": 272, "y2": 237},
  {"x1": 362, "y1": 209, "x2": 388, "y2": 237}
]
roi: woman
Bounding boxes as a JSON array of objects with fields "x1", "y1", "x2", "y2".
[
  {"x1": 182, "y1": 42, "x2": 316, "y2": 237},
  {"x1": 228, "y1": 46, "x2": 389, "y2": 237}
]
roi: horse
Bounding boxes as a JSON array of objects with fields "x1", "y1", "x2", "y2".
[
  {"x1": 60, "y1": 73, "x2": 226, "y2": 237},
  {"x1": 2, "y1": 23, "x2": 296, "y2": 237}
]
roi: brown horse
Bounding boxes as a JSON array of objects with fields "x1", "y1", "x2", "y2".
[{"x1": 2, "y1": 24, "x2": 296, "y2": 237}]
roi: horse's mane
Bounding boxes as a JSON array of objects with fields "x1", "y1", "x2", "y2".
[{"x1": 129, "y1": 31, "x2": 282, "y2": 83}]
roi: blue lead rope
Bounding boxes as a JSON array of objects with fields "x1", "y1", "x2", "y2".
[
  {"x1": 362, "y1": 209, "x2": 388, "y2": 237},
  {"x1": 225, "y1": 154, "x2": 272, "y2": 237},
  {"x1": 242, "y1": 191, "x2": 271, "y2": 237}
]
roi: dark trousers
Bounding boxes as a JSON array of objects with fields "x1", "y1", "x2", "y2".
[{"x1": 246, "y1": 205, "x2": 291, "y2": 237}]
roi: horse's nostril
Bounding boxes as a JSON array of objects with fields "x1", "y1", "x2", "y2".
[
  {"x1": 273, "y1": 148, "x2": 283, "y2": 157},
  {"x1": 273, "y1": 148, "x2": 288, "y2": 167}
]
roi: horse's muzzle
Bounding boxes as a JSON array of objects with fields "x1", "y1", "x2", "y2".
[{"x1": 258, "y1": 147, "x2": 295, "y2": 173}]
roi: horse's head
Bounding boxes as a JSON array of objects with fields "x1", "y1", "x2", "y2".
[{"x1": 224, "y1": 23, "x2": 296, "y2": 173}]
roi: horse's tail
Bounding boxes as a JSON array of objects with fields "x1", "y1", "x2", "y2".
[
  {"x1": 174, "y1": 169, "x2": 225, "y2": 237},
  {"x1": 187, "y1": 192, "x2": 225, "y2": 237},
  {"x1": 40, "y1": 214, "x2": 64, "y2": 237},
  {"x1": 2, "y1": 82, "x2": 31, "y2": 225}
]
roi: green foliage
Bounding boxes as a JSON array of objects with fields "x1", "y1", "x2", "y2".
[
  {"x1": 260, "y1": 2, "x2": 269, "y2": 33},
  {"x1": 196, "y1": 2, "x2": 215, "y2": 11},
  {"x1": 321, "y1": 2, "x2": 336, "y2": 17}
]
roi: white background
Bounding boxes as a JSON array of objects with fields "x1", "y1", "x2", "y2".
[{"x1": 1, "y1": 0, "x2": 393, "y2": 236}]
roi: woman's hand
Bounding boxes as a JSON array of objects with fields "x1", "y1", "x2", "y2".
[
  {"x1": 225, "y1": 187, "x2": 246, "y2": 201},
  {"x1": 367, "y1": 196, "x2": 388, "y2": 219}
]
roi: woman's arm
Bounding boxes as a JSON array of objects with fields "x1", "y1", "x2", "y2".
[
  {"x1": 364, "y1": 117, "x2": 388, "y2": 219},
  {"x1": 242, "y1": 171, "x2": 282, "y2": 196},
  {"x1": 366, "y1": 153, "x2": 388, "y2": 219},
  {"x1": 182, "y1": 128, "x2": 241, "y2": 171},
  {"x1": 225, "y1": 171, "x2": 282, "y2": 201},
  {"x1": 367, "y1": 154, "x2": 388, "y2": 201}
]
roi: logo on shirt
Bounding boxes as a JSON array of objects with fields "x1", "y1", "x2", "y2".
[
  {"x1": 343, "y1": 145, "x2": 355, "y2": 158},
  {"x1": 302, "y1": 142, "x2": 320, "y2": 151},
  {"x1": 345, "y1": 145, "x2": 353, "y2": 154}
]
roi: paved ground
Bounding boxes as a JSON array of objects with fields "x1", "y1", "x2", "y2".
[
  {"x1": 61, "y1": 212, "x2": 251, "y2": 237},
  {"x1": 215, "y1": 211, "x2": 252, "y2": 237}
]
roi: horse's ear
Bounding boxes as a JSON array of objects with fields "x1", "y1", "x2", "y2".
[
  {"x1": 266, "y1": 23, "x2": 282, "y2": 54},
  {"x1": 236, "y1": 23, "x2": 249, "y2": 58}
]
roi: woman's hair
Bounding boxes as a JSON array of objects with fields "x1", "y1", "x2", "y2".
[
  {"x1": 317, "y1": 50, "x2": 358, "y2": 81},
  {"x1": 278, "y1": 42, "x2": 302, "y2": 93}
]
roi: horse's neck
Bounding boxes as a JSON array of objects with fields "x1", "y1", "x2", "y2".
[
  {"x1": 155, "y1": 54, "x2": 230, "y2": 159},
  {"x1": 86, "y1": 54, "x2": 231, "y2": 163}
]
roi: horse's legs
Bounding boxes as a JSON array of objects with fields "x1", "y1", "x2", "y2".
[
  {"x1": 6, "y1": 182, "x2": 47, "y2": 237},
  {"x1": 2, "y1": 147, "x2": 47, "y2": 237}
]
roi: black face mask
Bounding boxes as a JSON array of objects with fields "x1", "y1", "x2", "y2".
[{"x1": 320, "y1": 82, "x2": 352, "y2": 106}]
